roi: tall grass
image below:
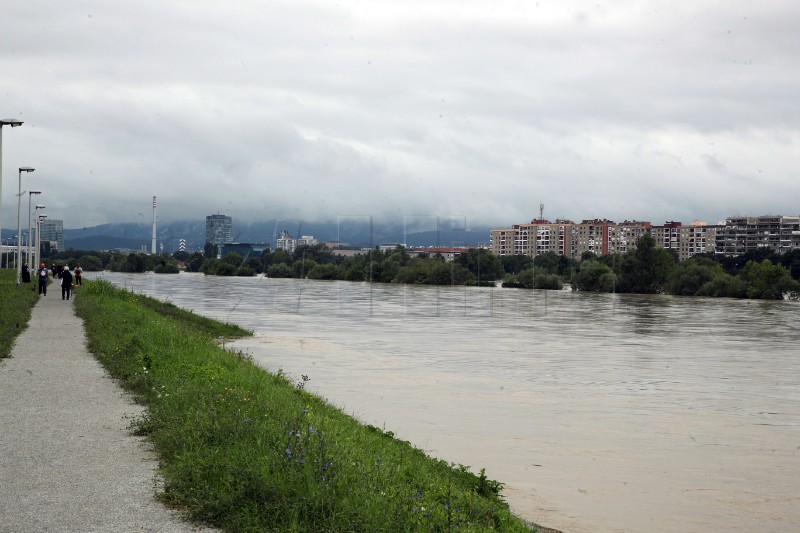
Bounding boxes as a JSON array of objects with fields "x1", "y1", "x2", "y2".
[
  {"x1": 75, "y1": 279, "x2": 536, "y2": 532},
  {"x1": 0, "y1": 270, "x2": 39, "y2": 359}
]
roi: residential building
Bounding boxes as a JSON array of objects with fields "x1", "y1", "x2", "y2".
[
  {"x1": 490, "y1": 219, "x2": 650, "y2": 259},
  {"x1": 276, "y1": 232, "x2": 318, "y2": 254},
  {"x1": 716, "y1": 215, "x2": 800, "y2": 256},
  {"x1": 297, "y1": 235, "x2": 318, "y2": 247},
  {"x1": 205, "y1": 214, "x2": 233, "y2": 247},
  {"x1": 39, "y1": 219, "x2": 64, "y2": 252},
  {"x1": 493, "y1": 213, "x2": 800, "y2": 260},
  {"x1": 276, "y1": 230, "x2": 295, "y2": 253},
  {"x1": 678, "y1": 222, "x2": 719, "y2": 260},
  {"x1": 651, "y1": 221, "x2": 682, "y2": 255},
  {"x1": 571, "y1": 219, "x2": 613, "y2": 257},
  {"x1": 606, "y1": 220, "x2": 652, "y2": 254}
]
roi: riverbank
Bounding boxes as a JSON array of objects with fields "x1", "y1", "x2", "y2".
[
  {"x1": 71, "y1": 278, "x2": 542, "y2": 531},
  {"x1": 0, "y1": 273, "x2": 217, "y2": 531}
]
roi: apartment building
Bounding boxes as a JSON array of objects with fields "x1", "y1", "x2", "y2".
[
  {"x1": 651, "y1": 220, "x2": 719, "y2": 261},
  {"x1": 679, "y1": 222, "x2": 718, "y2": 260},
  {"x1": 492, "y1": 214, "x2": 800, "y2": 260},
  {"x1": 606, "y1": 220, "x2": 651, "y2": 254},
  {"x1": 276, "y1": 231, "x2": 318, "y2": 254},
  {"x1": 717, "y1": 215, "x2": 800, "y2": 256},
  {"x1": 490, "y1": 219, "x2": 651, "y2": 259}
]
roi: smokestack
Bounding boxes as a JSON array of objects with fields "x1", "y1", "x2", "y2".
[{"x1": 151, "y1": 196, "x2": 157, "y2": 254}]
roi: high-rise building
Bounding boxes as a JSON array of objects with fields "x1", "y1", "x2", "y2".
[
  {"x1": 39, "y1": 219, "x2": 64, "y2": 252},
  {"x1": 205, "y1": 214, "x2": 233, "y2": 246}
]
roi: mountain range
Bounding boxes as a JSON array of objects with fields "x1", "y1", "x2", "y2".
[{"x1": 61, "y1": 219, "x2": 494, "y2": 252}]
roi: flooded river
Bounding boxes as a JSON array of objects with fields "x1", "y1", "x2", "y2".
[{"x1": 88, "y1": 272, "x2": 800, "y2": 532}]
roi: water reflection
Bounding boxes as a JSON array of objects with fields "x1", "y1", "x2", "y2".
[{"x1": 87, "y1": 272, "x2": 800, "y2": 533}]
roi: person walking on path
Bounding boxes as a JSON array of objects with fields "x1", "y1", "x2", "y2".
[
  {"x1": 61, "y1": 266, "x2": 74, "y2": 300},
  {"x1": 0, "y1": 287, "x2": 217, "y2": 532},
  {"x1": 74, "y1": 263, "x2": 83, "y2": 285},
  {"x1": 36, "y1": 262, "x2": 48, "y2": 296}
]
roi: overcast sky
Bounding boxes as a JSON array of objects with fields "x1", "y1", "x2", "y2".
[{"x1": 2, "y1": 0, "x2": 799, "y2": 232}]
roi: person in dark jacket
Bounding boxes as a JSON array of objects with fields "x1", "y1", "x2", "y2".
[
  {"x1": 61, "y1": 266, "x2": 74, "y2": 301},
  {"x1": 37, "y1": 263, "x2": 49, "y2": 296},
  {"x1": 21, "y1": 263, "x2": 31, "y2": 284}
]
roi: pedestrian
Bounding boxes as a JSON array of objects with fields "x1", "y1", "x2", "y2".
[
  {"x1": 37, "y1": 263, "x2": 49, "y2": 296},
  {"x1": 21, "y1": 262, "x2": 31, "y2": 284},
  {"x1": 61, "y1": 266, "x2": 74, "y2": 301},
  {"x1": 74, "y1": 263, "x2": 83, "y2": 286}
]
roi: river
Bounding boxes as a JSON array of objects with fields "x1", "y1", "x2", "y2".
[{"x1": 87, "y1": 272, "x2": 800, "y2": 533}]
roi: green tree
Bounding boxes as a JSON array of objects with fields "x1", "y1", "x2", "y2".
[
  {"x1": 266, "y1": 263, "x2": 294, "y2": 278},
  {"x1": 501, "y1": 254, "x2": 533, "y2": 275},
  {"x1": 615, "y1": 235, "x2": 676, "y2": 294},
  {"x1": 428, "y1": 262, "x2": 474, "y2": 285},
  {"x1": 185, "y1": 252, "x2": 205, "y2": 272},
  {"x1": 738, "y1": 259, "x2": 799, "y2": 299},
  {"x1": 76, "y1": 255, "x2": 103, "y2": 272},
  {"x1": 265, "y1": 249, "x2": 292, "y2": 266},
  {"x1": 455, "y1": 249, "x2": 504, "y2": 283},
  {"x1": 571, "y1": 260, "x2": 616, "y2": 292},
  {"x1": 124, "y1": 253, "x2": 148, "y2": 273},
  {"x1": 307, "y1": 263, "x2": 339, "y2": 280},
  {"x1": 666, "y1": 257, "x2": 724, "y2": 296}
]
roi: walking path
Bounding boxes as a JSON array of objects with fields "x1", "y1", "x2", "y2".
[{"x1": 0, "y1": 291, "x2": 215, "y2": 533}]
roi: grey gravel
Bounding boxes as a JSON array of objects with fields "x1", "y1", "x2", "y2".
[{"x1": 0, "y1": 291, "x2": 217, "y2": 533}]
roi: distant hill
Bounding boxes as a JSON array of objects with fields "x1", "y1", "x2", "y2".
[{"x1": 62, "y1": 219, "x2": 493, "y2": 252}]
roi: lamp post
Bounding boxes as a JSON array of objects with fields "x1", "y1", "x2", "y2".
[
  {"x1": 32, "y1": 203, "x2": 45, "y2": 267},
  {"x1": 16, "y1": 167, "x2": 35, "y2": 287},
  {"x1": 1, "y1": 119, "x2": 23, "y2": 264},
  {"x1": 35, "y1": 214, "x2": 47, "y2": 272},
  {"x1": 27, "y1": 190, "x2": 42, "y2": 269}
]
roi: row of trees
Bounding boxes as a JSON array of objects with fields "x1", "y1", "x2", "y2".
[{"x1": 46, "y1": 235, "x2": 800, "y2": 300}]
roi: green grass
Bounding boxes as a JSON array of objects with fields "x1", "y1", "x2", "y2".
[
  {"x1": 74, "y1": 279, "x2": 536, "y2": 532},
  {"x1": 0, "y1": 269, "x2": 40, "y2": 359}
]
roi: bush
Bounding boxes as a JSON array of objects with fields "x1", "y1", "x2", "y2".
[{"x1": 267, "y1": 263, "x2": 294, "y2": 278}]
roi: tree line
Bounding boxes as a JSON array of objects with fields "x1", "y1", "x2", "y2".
[{"x1": 47, "y1": 234, "x2": 800, "y2": 300}]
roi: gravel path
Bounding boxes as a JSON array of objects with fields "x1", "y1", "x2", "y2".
[{"x1": 0, "y1": 291, "x2": 215, "y2": 533}]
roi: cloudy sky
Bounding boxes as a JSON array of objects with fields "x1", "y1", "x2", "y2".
[{"x1": 2, "y1": 0, "x2": 798, "y2": 232}]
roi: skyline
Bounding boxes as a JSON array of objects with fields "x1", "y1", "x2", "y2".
[{"x1": 2, "y1": 1, "x2": 800, "y2": 230}]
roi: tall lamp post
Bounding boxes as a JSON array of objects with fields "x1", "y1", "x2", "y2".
[
  {"x1": 27, "y1": 190, "x2": 41, "y2": 268},
  {"x1": 32, "y1": 203, "x2": 45, "y2": 267},
  {"x1": 16, "y1": 166, "x2": 35, "y2": 287},
  {"x1": 0, "y1": 118, "x2": 24, "y2": 265},
  {"x1": 35, "y1": 214, "x2": 47, "y2": 272}
]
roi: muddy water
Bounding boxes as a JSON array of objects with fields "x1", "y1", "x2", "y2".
[{"x1": 90, "y1": 272, "x2": 800, "y2": 532}]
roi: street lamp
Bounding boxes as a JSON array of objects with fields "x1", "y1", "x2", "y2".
[
  {"x1": 32, "y1": 203, "x2": 45, "y2": 267},
  {"x1": 35, "y1": 214, "x2": 47, "y2": 271},
  {"x1": 16, "y1": 166, "x2": 34, "y2": 287},
  {"x1": 1, "y1": 118, "x2": 23, "y2": 264}
]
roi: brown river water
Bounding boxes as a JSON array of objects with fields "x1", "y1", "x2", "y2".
[{"x1": 89, "y1": 272, "x2": 800, "y2": 532}]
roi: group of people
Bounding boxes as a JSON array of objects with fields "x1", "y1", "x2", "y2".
[{"x1": 21, "y1": 262, "x2": 82, "y2": 300}]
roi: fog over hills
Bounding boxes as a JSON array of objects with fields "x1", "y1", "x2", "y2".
[{"x1": 63, "y1": 219, "x2": 493, "y2": 252}]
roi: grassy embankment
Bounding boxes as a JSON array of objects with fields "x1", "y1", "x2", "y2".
[
  {"x1": 74, "y1": 279, "x2": 536, "y2": 532},
  {"x1": 0, "y1": 270, "x2": 40, "y2": 359}
]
